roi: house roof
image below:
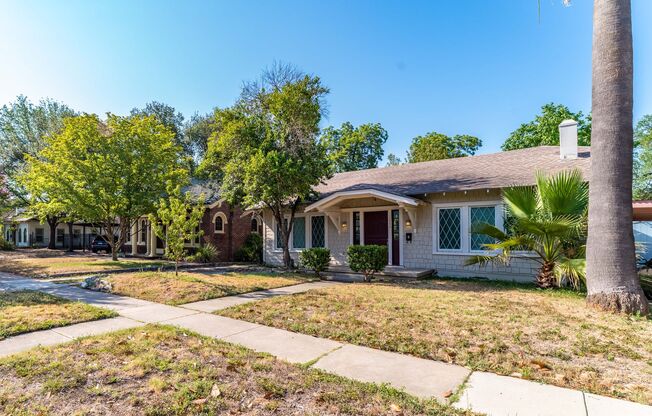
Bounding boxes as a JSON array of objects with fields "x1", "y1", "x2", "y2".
[
  {"x1": 314, "y1": 146, "x2": 591, "y2": 199},
  {"x1": 184, "y1": 179, "x2": 222, "y2": 205}
]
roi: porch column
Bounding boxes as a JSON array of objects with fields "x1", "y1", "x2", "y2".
[
  {"x1": 131, "y1": 221, "x2": 138, "y2": 256},
  {"x1": 148, "y1": 222, "x2": 157, "y2": 257}
]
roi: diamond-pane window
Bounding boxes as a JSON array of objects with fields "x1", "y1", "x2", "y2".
[
  {"x1": 470, "y1": 206, "x2": 496, "y2": 251},
  {"x1": 311, "y1": 216, "x2": 325, "y2": 248},
  {"x1": 293, "y1": 217, "x2": 306, "y2": 249},
  {"x1": 438, "y1": 208, "x2": 461, "y2": 250}
]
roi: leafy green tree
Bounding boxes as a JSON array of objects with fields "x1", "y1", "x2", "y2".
[
  {"x1": 201, "y1": 64, "x2": 332, "y2": 268},
  {"x1": 21, "y1": 113, "x2": 188, "y2": 260},
  {"x1": 466, "y1": 170, "x2": 588, "y2": 289},
  {"x1": 501, "y1": 103, "x2": 591, "y2": 151},
  {"x1": 183, "y1": 112, "x2": 216, "y2": 163},
  {"x1": 149, "y1": 187, "x2": 205, "y2": 275},
  {"x1": 406, "y1": 132, "x2": 481, "y2": 163},
  {"x1": 321, "y1": 122, "x2": 388, "y2": 172},
  {"x1": 0, "y1": 95, "x2": 76, "y2": 202},
  {"x1": 131, "y1": 102, "x2": 194, "y2": 166},
  {"x1": 633, "y1": 115, "x2": 652, "y2": 200},
  {"x1": 386, "y1": 153, "x2": 403, "y2": 167}
]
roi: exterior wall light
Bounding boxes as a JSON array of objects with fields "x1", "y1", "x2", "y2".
[
  {"x1": 341, "y1": 221, "x2": 348, "y2": 230},
  {"x1": 405, "y1": 219, "x2": 412, "y2": 228}
]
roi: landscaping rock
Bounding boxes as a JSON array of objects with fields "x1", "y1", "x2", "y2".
[{"x1": 80, "y1": 275, "x2": 112, "y2": 292}]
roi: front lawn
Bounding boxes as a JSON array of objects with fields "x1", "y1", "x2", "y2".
[
  {"x1": 0, "y1": 325, "x2": 470, "y2": 415},
  {"x1": 0, "y1": 249, "x2": 169, "y2": 277},
  {"x1": 95, "y1": 271, "x2": 313, "y2": 305},
  {"x1": 220, "y1": 279, "x2": 652, "y2": 405},
  {"x1": 0, "y1": 291, "x2": 117, "y2": 339}
]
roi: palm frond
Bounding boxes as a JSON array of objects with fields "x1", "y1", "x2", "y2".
[
  {"x1": 470, "y1": 222, "x2": 508, "y2": 240},
  {"x1": 502, "y1": 185, "x2": 538, "y2": 219},
  {"x1": 554, "y1": 257, "x2": 586, "y2": 289},
  {"x1": 536, "y1": 169, "x2": 588, "y2": 217},
  {"x1": 465, "y1": 254, "x2": 510, "y2": 267}
]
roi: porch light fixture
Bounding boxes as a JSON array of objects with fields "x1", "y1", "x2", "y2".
[
  {"x1": 341, "y1": 221, "x2": 348, "y2": 230},
  {"x1": 405, "y1": 219, "x2": 412, "y2": 228}
]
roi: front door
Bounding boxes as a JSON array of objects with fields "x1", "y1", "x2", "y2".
[{"x1": 363, "y1": 211, "x2": 388, "y2": 247}]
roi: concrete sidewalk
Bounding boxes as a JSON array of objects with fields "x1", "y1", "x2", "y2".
[{"x1": 0, "y1": 271, "x2": 650, "y2": 415}]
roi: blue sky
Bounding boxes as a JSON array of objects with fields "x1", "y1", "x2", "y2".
[{"x1": 1, "y1": 1, "x2": 650, "y2": 158}]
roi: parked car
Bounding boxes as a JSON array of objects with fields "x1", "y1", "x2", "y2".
[{"x1": 90, "y1": 236, "x2": 114, "y2": 253}]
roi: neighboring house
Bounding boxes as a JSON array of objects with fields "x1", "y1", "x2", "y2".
[
  {"x1": 259, "y1": 142, "x2": 591, "y2": 282},
  {"x1": 4, "y1": 180, "x2": 260, "y2": 261},
  {"x1": 632, "y1": 200, "x2": 652, "y2": 262},
  {"x1": 123, "y1": 180, "x2": 260, "y2": 261},
  {"x1": 2, "y1": 209, "x2": 95, "y2": 249}
]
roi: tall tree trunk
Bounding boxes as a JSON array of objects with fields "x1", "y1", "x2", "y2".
[
  {"x1": 586, "y1": 0, "x2": 649, "y2": 314},
  {"x1": 67, "y1": 222, "x2": 74, "y2": 252},
  {"x1": 46, "y1": 216, "x2": 58, "y2": 250}
]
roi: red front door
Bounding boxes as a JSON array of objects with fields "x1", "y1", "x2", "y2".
[{"x1": 363, "y1": 211, "x2": 388, "y2": 246}]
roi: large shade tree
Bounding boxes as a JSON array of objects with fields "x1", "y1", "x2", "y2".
[
  {"x1": 501, "y1": 103, "x2": 591, "y2": 151},
  {"x1": 406, "y1": 132, "x2": 481, "y2": 163},
  {"x1": 321, "y1": 122, "x2": 388, "y2": 172},
  {"x1": 200, "y1": 64, "x2": 332, "y2": 268},
  {"x1": 585, "y1": 0, "x2": 648, "y2": 314},
  {"x1": 22, "y1": 114, "x2": 188, "y2": 260},
  {"x1": 0, "y1": 96, "x2": 76, "y2": 247},
  {"x1": 633, "y1": 115, "x2": 652, "y2": 200}
]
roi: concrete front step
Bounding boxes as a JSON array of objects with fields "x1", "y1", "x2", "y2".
[{"x1": 325, "y1": 265, "x2": 435, "y2": 280}]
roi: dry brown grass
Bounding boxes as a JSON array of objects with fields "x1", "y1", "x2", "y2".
[
  {"x1": 0, "y1": 291, "x2": 117, "y2": 339},
  {"x1": 0, "y1": 325, "x2": 472, "y2": 415},
  {"x1": 220, "y1": 279, "x2": 652, "y2": 405},
  {"x1": 0, "y1": 249, "x2": 168, "y2": 277},
  {"x1": 103, "y1": 271, "x2": 312, "y2": 305}
]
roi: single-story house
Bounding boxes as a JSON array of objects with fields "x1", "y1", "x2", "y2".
[
  {"x1": 1, "y1": 209, "x2": 93, "y2": 249},
  {"x1": 260, "y1": 139, "x2": 592, "y2": 281}
]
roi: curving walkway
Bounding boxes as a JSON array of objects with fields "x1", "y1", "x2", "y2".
[{"x1": 0, "y1": 271, "x2": 650, "y2": 416}]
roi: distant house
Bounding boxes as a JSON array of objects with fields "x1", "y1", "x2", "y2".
[
  {"x1": 3, "y1": 180, "x2": 261, "y2": 261},
  {"x1": 258, "y1": 127, "x2": 592, "y2": 281},
  {"x1": 123, "y1": 180, "x2": 260, "y2": 261}
]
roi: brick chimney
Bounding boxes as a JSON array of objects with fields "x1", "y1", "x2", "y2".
[{"x1": 559, "y1": 119, "x2": 578, "y2": 159}]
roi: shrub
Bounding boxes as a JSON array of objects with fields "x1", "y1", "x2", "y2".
[
  {"x1": 234, "y1": 233, "x2": 263, "y2": 263},
  {"x1": 0, "y1": 237, "x2": 14, "y2": 251},
  {"x1": 347, "y1": 245, "x2": 388, "y2": 282},
  {"x1": 299, "y1": 248, "x2": 331, "y2": 279},
  {"x1": 187, "y1": 243, "x2": 220, "y2": 263}
]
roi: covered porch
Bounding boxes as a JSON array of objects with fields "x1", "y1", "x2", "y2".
[{"x1": 304, "y1": 189, "x2": 425, "y2": 267}]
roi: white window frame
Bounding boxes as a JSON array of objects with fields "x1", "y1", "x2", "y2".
[
  {"x1": 213, "y1": 212, "x2": 228, "y2": 234},
  {"x1": 432, "y1": 201, "x2": 503, "y2": 255},
  {"x1": 273, "y1": 213, "x2": 328, "y2": 252}
]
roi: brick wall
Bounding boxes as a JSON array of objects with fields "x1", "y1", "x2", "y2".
[{"x1": 201, "y1": 202, "x2": 257, "y2": 262}]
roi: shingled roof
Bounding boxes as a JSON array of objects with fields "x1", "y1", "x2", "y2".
[
  {"x1": 314, "y1": 146, "x2": 591, "y2": 198},
  {"x1": 184, "y1": 179, "x2": 222, "y2": 205}
]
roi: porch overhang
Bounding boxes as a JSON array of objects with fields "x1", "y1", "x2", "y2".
[{"x1": 304, "y1": 189, "x2": 424, "y2": 233}]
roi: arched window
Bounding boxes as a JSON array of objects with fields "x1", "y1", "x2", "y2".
[
  {"x1": 213, "y1": 212, "x2": 227, "y2": 234},
  {"x1": 251, "y1": 218, "x2": 258, "y2": 233}
]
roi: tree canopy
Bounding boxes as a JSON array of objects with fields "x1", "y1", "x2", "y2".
[
  {"x1": 199, "y1": 64, "x2": 332, "y2": 268},
  {"x1": 633, "y1": 115, "x2": 652, "y2": 200},
  {"x1": 0, "y1": 95, "x2": 76, "y2": 201},
  {"x1": 21, "y1": 113, "x2": 188, "y2": 259},
  {"x1": 406, "y1": 132, "x2": 481, "y2": 163},
  {"x1": 183, "y1": 112, "x2": 216, "y2": 163},
  {"x1": 321, "y1": 122, "x2": 388, "y2": 172},
  {"x1": 501, "y1": 103, "x2": 591, "y2": 151}
]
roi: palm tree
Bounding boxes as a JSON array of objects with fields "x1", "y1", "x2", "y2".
[
  {"x1": 585, "y1": 0, "x2": 649, "y2": 314},
  {"x1": 466, "y1": 170, "x2": 588, "y2": 289}
]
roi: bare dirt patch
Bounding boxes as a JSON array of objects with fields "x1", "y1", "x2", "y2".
[
  {"x1": 220, "y1": 278, "x2": 652, "y2": 405},
  {"x1": 0, "y1": 325, "x2": 471, "y2": 415},
  {"x1": 0, "y1": 290, "x2": 117, "y2": 339}
]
